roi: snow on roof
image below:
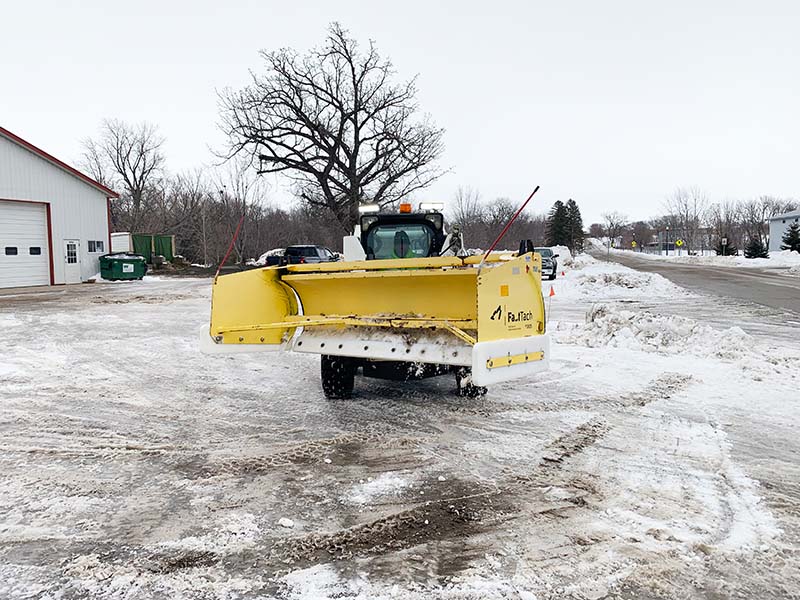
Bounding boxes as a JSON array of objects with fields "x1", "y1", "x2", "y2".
[
  {"x1": 0, "y1": 126, "x2": 119, "y2": 198},
  {"x1": 769, "y1": 209, "x2": 800, "y2": 221}
]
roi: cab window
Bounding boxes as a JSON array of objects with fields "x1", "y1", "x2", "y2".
[{"x1": 366, "y1": 225, "x2": 434, "y2": 259}]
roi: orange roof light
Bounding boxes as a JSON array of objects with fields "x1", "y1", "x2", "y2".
[{"x1": 399, "y1": 202, "x2": 412, "y2": 213}]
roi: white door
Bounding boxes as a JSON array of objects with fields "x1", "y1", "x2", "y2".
[
  {"x1": 64, "y1": 239, "x2": 81, "y2": 284},
  {"x1": 0, "y1": 200, "x2": 50, "y2": 289}
]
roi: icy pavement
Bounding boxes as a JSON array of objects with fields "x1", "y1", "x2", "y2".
[{"x1": 0, "y1": 261, "x2": 798, "y2": 599}]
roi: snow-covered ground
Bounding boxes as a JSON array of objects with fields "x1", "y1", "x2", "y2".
[
  {"x1": 592, "y1": 238, "x2": 800, "y2": 271},
  {"x1": 1, "y1": 259, "x2": 798, "y2": 599}
]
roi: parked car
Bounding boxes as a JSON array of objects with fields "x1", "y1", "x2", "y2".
[
  {"x1": 535, "y1": 247, "x2": 559, "y2": 280},
  {"x1": 281, "y1": 245, "x2": 339, "y2": 265}
]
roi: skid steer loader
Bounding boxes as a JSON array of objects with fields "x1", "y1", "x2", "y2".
[{"x1": 205, "y1": 202, "x2": 550, "y2": 398}]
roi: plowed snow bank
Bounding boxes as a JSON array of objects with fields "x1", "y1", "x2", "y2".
[
  {"x1": 555, "y1": 256, "x2": 687, "y2": 300},
  {"x1": 555, "y1": 303, "x2": 799, "y2": 375}
]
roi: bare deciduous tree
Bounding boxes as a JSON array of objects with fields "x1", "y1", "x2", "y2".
[
  {"x1": 664, "y1": 186, "x2": 707, "y2": 251},
  {"x1": 737, "y1": 195, "x2": 796, "y2": 245},
  {"x1": 219, "y1": 22, "x2": 445, "y2": 233},
  {"x1": 81, "y1": 119, "x2": 165, "y2": 232},
  {"x1": 706, "y1": 200, "x2": 740, "y2": 249},
  {"x1": 602, "y1": 211, "x2": 629, "y2": 245},
  {"x1": 588, "y1": 223, "x2": 604, "y2": 238},
  {"x1": 450, "y1": 186, "x2": 483, "y2": 226},
  {"x1": 214, "y1": 159, "x2": 269, "y2": 264}
]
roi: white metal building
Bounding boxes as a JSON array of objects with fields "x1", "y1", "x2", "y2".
[
  {"x1": 768, "y1": 210, "x2": 800, "y2": 252},
  {"x1": 0, "y1": 126, "x2": 118, "y2": 289}
]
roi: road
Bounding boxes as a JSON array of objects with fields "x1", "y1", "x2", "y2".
[{"x1": 591, "y1": 249, "x2": 800, "y2": 315}]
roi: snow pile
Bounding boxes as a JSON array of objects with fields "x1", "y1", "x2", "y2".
[
  {"x1": 557, "y1": 304, "x2": 752, "y2": 360},
  {"x1": 554, "y1": 257, "x2": 686, "y2": 300},
  {"x1": 549, "y1": 245, "x2": 573, "y2": 265},
  {"x1": 247, "y1": 248, "x2": 284, "y2": 267},
  {"x1": 568, "y1": 253, "x2": 595, "y2": 270},
  {"x1": 553, "y1": 305, "x2": 800, "y2": 376}
]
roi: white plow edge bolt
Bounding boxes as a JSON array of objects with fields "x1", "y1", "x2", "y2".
[{"x1": 471, "y1": 334, "x2": 550, "y2": 386}]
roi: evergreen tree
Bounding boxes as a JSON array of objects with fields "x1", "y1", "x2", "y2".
[
  {"x1": 780, "y1": 222, "x2": 800, "y2": 252},
  {"x1": 743, "y1": 236, "x2": 769, "y2": 259},
  {"x1": 714, "y1": 235, "x2": 738, "y2": 256},
  {"x1": 545, "y1": 200, "x2": 569, "y2": 247},
  {"x1": 565, "y1": 199, "x2": 585, "y2": 252}
]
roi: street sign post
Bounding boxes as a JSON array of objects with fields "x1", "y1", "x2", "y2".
[{"x1": 721, "y1": 237, "x2": 728, "y2": 257}]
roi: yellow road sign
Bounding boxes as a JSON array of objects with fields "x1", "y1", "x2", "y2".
[{"x1": 675, "y1": 239, "x2": 684, "y2": 247}]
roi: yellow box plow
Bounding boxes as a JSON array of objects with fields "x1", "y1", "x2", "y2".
[{"x1": 206, "y1": 252, "x2": 550, "y2": 396}]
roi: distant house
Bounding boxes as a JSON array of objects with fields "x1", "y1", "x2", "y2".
[
  {"x1": 768, "y1": 210, "x2": 800, "y2": 252},
  {"x1": 0, "y1": 127, "x2": 118, "y2": 289}
]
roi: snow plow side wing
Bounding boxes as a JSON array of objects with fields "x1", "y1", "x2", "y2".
[{"x1": 208, "y1": 268, "x2": 298, "y2": 347}]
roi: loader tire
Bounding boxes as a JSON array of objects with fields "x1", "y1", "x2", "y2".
[
  {"x1": 321, "y1": 355, "x2": 356, "y2": 399},
  {"x1": 455, "y1": 367, "x2": 487, "y2": 398}
]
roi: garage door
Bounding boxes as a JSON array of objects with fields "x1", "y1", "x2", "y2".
[{"x1": 0, "y1": 201, "x2": 50, "y2": 288}]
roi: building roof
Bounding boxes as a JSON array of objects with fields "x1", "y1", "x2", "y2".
[
  {"x1": 769, "y1": 209, "x2": 800, "y2": 221},
  {"x1": 0, "y1": 126, "x2": 119, "y2": 198}
]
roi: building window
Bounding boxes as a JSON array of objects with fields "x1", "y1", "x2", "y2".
[
  {"x1": 29, "y1": 247, "x2": 42, "y2": 255},
  {"x1": 88, "y1": 241, "x2": 96, "y2": 252},
  {"x1": 5, "y1": 247, "x2": 18, "y2": 255},
  {"x1": 87, "y1": 240, "x2": 105, "y2": 253}
]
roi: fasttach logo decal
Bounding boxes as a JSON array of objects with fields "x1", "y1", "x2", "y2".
[{"x1": 490, "y1": 304, "x2": 534, "y2": 330}]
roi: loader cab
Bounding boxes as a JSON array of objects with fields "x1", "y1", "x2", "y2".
[{"x1": 360, "y1": 212, "x2": 446, "y2": 260}]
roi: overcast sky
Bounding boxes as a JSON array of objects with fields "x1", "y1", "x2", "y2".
[{"x1": 3, "y1": 0, "x2": 798, "y2": 224}]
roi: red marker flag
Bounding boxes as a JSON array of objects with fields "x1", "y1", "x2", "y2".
[{"x1": 549, "y1": 285, "x2": 555, "y2": 297}]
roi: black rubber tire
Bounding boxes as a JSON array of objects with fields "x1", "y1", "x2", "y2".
[
  {"x1": 455, "y1": 367, "x2": 488, "y2": 398},
  {"x1": 321, "y1": 355, "x2": 356, "y2": 399},
  {"x1": 549, "y1": 273, "x2": 557, "y2": 280}
]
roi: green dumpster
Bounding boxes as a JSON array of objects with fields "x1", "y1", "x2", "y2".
[{"x1": 99, "y1": 253, "x2": 148, "y2": 281}]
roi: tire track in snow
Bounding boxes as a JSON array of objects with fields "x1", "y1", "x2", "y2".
[
  {"x1": 267, "y1": 417, "x2": 616, "y2": 572},
  {"x1": 185, "y1": 432, "x2": 425, "y2": 478}
]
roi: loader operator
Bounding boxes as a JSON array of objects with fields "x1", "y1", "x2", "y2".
[{"x1": 392, "y1": 231, "x2": 414, "y2": 259}]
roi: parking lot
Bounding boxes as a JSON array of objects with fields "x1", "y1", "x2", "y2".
[{"x1": 1, "y1": 261, "x2": 798, "y2": 599}]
